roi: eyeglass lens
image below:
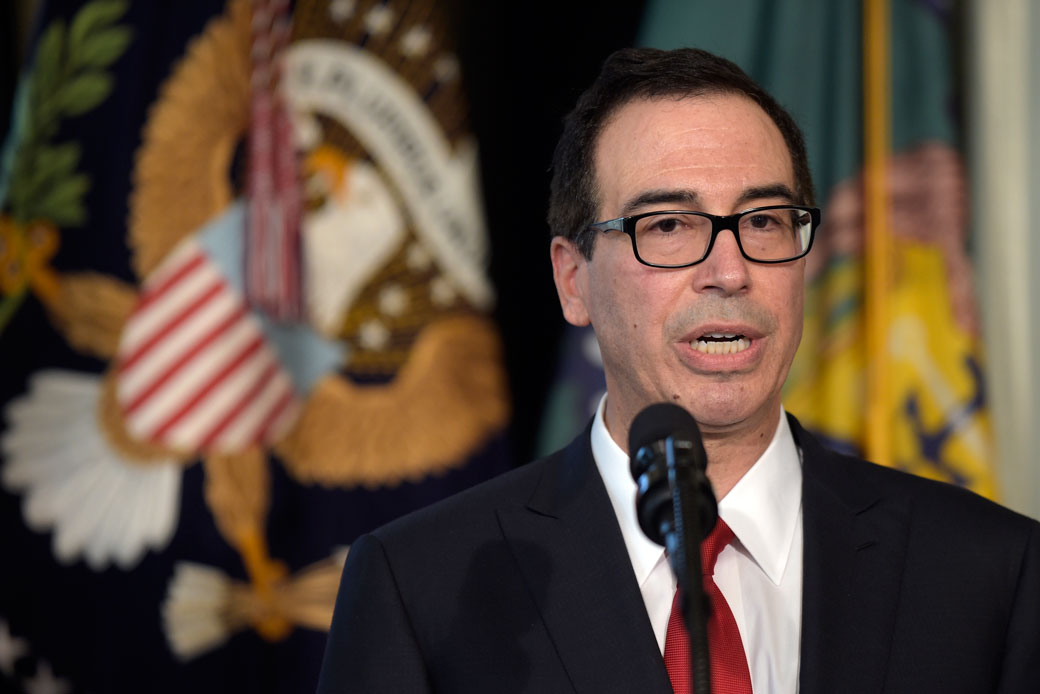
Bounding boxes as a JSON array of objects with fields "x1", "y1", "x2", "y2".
[{"x1": 633, "y1": 208, "x2": 812, "y2": 265}]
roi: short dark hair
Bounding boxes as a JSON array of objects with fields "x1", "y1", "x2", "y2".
[{"x1": 548, "y1": 47, "x2": 816, "y2": 257}]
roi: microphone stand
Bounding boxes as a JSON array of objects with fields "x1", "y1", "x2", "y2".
[{"x1": 664, "y1": 435, "x2": 711, "y2": 694}]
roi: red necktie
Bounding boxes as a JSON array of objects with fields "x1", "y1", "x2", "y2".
[{"x1": 663, "y1": 518, "x2": 753, "y2": 694}]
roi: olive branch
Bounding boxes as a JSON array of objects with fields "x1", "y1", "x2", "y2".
[
  {"x1": 0, "y1": 0, "x2": 132, "y2": 335},
  {"x1": 7, "y1": 0, "x2": 133, "y2": 226}
]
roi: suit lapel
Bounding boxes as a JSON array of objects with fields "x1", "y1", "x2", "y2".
[
  {"x1": 793, "y1": 416, "x2": 911, "y2": 694},
  {"x1": 497, "y1": 429, "x2": 673, "y2": 693}
]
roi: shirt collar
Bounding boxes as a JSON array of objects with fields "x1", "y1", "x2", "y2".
[
  {"x1": 590, "y1": 396, "x2": 665, "y2": 589},
  {"x1": 590, "y1": 396, "x2": 802, "y2": 588},
  {"x1": 717, "y1": 408, "x2": 802, "y2": 585}
]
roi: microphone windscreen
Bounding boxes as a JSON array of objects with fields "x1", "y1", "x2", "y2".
[{"x1": 628, "y1": 402, "x2": 701, "y2": 455}]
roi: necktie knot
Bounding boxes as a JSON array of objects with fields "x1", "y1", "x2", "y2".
[{"x1": 700, "y1": 517, "x2": 735, "y2": 576}]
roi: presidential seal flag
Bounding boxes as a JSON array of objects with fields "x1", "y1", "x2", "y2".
[{"x1": 0, "y1": 1, "x2": 509, "y2": 691}]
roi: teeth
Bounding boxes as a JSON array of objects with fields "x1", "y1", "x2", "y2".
[{"x1": 691, "y1": 337, "x2": 751, "y2": 354}]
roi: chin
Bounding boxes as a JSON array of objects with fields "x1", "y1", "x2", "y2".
[
  {"x1": 689, "y1": 407, "x2": 754, "y2": 432},
  {"x1": 681, "y1": 387, "x2": 771, "y2": 432}
]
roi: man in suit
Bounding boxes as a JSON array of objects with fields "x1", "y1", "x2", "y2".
[{"x1": 317, "y1": 47, "x2": 1040, "y2": 693}]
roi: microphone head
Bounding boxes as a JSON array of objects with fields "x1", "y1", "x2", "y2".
[
  {"x1": 629, "y1": 403, "x2": 705, "y2": 483},
  {"x1": 628, "y1": 402, "x2": 701, "y2": 456},
  {"x1": 628, "y1": 402, "x2": 716, "y2": 546}
]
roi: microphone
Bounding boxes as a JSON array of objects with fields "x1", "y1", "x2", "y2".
[
  {"x1": 628, "y1": 403, "x2": 717, "y2": 548},
  {"x1": 628, "y1": 402, "x2": 717, "y2": 694}
]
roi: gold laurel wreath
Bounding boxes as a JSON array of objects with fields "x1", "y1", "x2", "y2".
[{"x1": 276, "y1": 314, "x2": 509, "y2": 487}]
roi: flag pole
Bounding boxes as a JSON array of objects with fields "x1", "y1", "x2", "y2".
[{"x1": 863, "y1": 0, "x2": 892, "y2": 467}]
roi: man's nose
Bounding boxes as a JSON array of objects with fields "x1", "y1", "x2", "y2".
[{"x1": 692, "y1": 228, "x2": 751, "y2": 295}]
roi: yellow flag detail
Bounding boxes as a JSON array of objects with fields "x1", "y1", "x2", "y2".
[{"x1": 786, "y1": 239, "x2": 997, "y2": 498}]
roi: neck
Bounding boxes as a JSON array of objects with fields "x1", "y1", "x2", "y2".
[
  {"x1": 700, "y1": 414, "x2": 780, "y2": 498},
  {"x1": 604, "y1": 398, "x2": 782, "y2": 500}
]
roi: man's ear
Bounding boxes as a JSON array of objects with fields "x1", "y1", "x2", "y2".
[{"x1": 550, "y1": 236, "x2": 591, "y2": 327}]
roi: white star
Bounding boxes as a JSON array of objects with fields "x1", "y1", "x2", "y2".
[
  {"x1": 364, "y1": 5, "x2": 395, "y2": 36},
  {"x1": 0, "y1": 620, "x2": 28, "y2": 675},
  {"x1": 399, "y1": 25, "x2": 432, "y2": 58},
  {"x1": 291, "y1": 111, "x2": 323, "y2": 152},
  {"x1": 378, "y1": 284, "x2": 409, "y2": 317},
  {"x1": 432, "y1": 54, "x2": 460, "y2": 83},
  {"x1": 24, "y1": 661, "x2": 71, "y2": 694},
  {"x1": 329, "y1": 0, "x2": 356, "y2": 23},
  {"x1": 405, "y1": 243, "x2": 433, "y2": 272},
  {"x1": 429, "y1": 275, "x2": 457, "y2": 308},
  {"x1": 358, "y1": 319, "x2": 391, "y2": 350}
]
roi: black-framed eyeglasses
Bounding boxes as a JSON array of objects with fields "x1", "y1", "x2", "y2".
[{"x1": 588, "y1": 205, "x2": 821, "y2": 268}]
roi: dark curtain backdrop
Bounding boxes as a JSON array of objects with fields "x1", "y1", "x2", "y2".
[{"x1": 452, "y1": 0, "x2": 647, "y2": 462}]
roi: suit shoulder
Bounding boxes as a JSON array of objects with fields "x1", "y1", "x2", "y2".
[
  {"x1": 790, "y1": 412, "x2": 1033, "y2": 535},
  {"x1": 832, "y1": 450, "x2": 1036, "y2": 537}
]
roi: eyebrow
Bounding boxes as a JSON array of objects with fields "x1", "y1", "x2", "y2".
[
  {"x1": 618, "y1": 183, "x2": 797, "y2": 216},
  {"x1": 736, "y1": 184, "x2": 797, "y2": 207},
  {"x1": 620, "y1": 189, "x2": 700, "y2": 216}
]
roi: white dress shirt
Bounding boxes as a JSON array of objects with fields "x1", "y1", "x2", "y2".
[{"x1": 591, "y1": 396, "x2": 803, "y2": 693}]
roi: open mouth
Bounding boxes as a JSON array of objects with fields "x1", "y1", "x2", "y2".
[{"x1": 691, "y1": 332, "x2": 751, "y2": 355}]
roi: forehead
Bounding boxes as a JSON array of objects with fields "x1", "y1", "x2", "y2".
[{"x1": 593, "y1": 93, "x2": 795, "y2": 215}]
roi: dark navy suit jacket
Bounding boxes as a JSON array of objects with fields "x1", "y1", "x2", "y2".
[{"x1": 317, "y1": 414, "x2": 1040, "y2": 693}]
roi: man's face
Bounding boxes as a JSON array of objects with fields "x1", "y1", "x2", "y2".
[{"x1": 551, "y1": 93, "x2": 806, "y2": 445}]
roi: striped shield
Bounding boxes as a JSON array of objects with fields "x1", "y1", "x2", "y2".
[{"x1": 115, "y1": 238, "x2": 299, "y2": 454}]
